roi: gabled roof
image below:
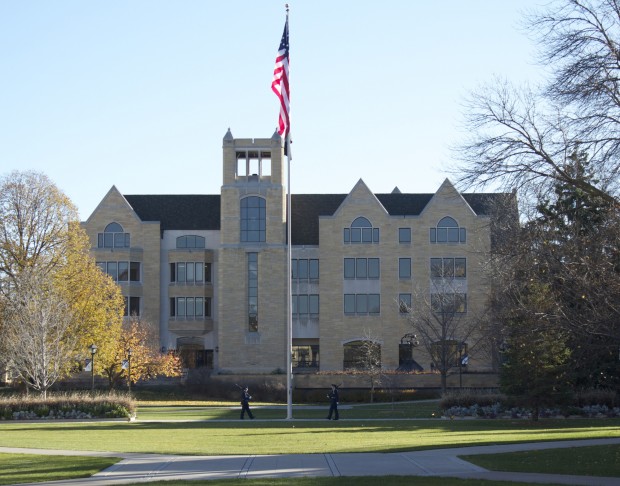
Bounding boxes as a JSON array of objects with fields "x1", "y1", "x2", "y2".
[{"x1": 120, "y1": 192, "x2": 505, "y2": 244}]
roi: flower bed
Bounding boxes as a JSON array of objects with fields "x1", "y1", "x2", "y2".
[{"x1": 0, "y1": 392, "x2": 136, "y2": 420}]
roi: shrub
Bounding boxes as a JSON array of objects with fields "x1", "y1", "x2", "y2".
[{"x1": 0, "y1": 392, "x2": 136, "y2": 420}]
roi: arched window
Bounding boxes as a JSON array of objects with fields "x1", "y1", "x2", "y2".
[
  {"x1": 240, "y1": 196, "x2": 266, "y2": 243},
  {"x1": 176, "y1": 235, "x2": 206, "y2": 249},
  {"x1": 430, "y1": 216, "x2": 466, "y2": 243},
  {"x1": 344, "y1": 217, "x2": 379, "y2": 243},
  {"x1": 98, "y1": 222, "x2": 130, "y2": 248}
]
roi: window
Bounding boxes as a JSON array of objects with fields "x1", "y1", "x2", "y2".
[
  {"x1": 292, "y1": 345, "x2": 319, "y2": 369},
  {"x1": 343, "y1": 258, "x2": 380, "y2": 279},
  {"x1": 344, "y1": 217, "x2": 379, "y2": 244},
  {"x1": 292, "y1": 259, "x2": 319, "y2": 281},
  {"x1": 170, "y1": 262, "x2": 209, "y2": 283},
  {"x1": 399, "y1": 228, "x2": 411, "y2": 244},
  {"x1": 431, "y1": 340, "x2": 468, "y2": 368},
  {"x1": 178, "y1": 344, "x2": 214, "y2": 369},
  {"x1": 98, "y1": 222, "x2": 130, "y2": 248},
  {"x1": 292, "y1": 294, "x2": 319, "y2": 317},
  {"x1": 123, "y1": 296, "x2": 140, "y2": 317},
  {"x1": 248, "y1": 253, "x2": 258, "y2": 332},
  {"x1": 431, "y1": 293, "x2": 467, "y2": 314},
  {"x1": 344, "y1": 294, "x2": 380, "y2": 315},
  {"x1": 241, "y1": 196, "x2": 266, "y2": 243},
  {"x1": 430, "y1": 217, "x2": 466, "y2": 243},
  {"x1": 399, "y1": 293, "x2": 412, "y2": 313},
  {"x1": 97, "y1": 261, "x2": 141, "y2": 282},
  {"x1": 430, "y1": 258, "x2": 466, "y2": 278},
  {"x1": 236, "y1": 150, "x2": 272, "y2": 178},
  {"x1": 176, "y1": 235, "x2": 205, "y2": 249},
  {"x1": 343, "y1": 341, "x2": 381, "y2": 370},
  {"x1": 399, "y1": 258, "x2": 411, "y2": 279},
  {"x1": 170, "y1": 297, "x2": 211, "y2": 318}
]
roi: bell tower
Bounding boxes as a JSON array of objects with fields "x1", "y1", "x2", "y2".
[{"x1": 217, "y1": 129, "x2": 288, "y2": 373}]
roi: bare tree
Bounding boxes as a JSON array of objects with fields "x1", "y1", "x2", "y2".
[
  {"x1": 355, "y1": 329, "x2": 383, "y2": 403},
  {"x1": 408, "y1": 275, "x2": 492, "y2": 392},
  {"x1": 453, "y1": 0, "x2": 620, "y2": 206},
  {"x1": 1, "y1": 269, "x2": 78, "y2": 398}
]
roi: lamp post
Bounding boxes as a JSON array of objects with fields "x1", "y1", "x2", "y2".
[
  {"x1": 89, "y1": 344, "x2": 97, "y2": 394},
  {"x1": 127, "y1": 348, "x2": 132, "y2": 393}
]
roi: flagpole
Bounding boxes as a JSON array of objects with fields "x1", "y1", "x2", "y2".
[
  {"x1": 286, "y1": 132, "x2": 293, "y2": 420},
  {"x1": 284, "y1": 4, "x2": 293, "y2": 421}
]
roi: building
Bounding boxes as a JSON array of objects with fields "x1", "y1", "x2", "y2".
[{"x1": 82, "y1": 129, "x2": 508, "y2": 376}]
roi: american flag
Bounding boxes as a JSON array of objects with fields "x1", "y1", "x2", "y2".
[{"x1": 272, "y1": 17, "x2": 290, "y2": 141}]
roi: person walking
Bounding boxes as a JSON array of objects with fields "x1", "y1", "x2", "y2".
[
  {"x1": 326, "y1": 384, "x2": 339, "y2": 420},
  {"x1": 240, "y1": 386, "x2": 254, "y2": 419}
]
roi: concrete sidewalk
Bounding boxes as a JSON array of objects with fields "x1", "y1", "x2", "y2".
[{"x1": 3, "y1": 438, "x2": 620, "y2": 485}]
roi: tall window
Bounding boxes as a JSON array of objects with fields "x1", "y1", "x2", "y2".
[
  {"x1": 241, "y1": 196, "x2": 266, "y2": 243},
  {"x1": 248, "y1": 253, "x2": 258, "y2": 332},
  {"x1": 399, "y1": 258, "x2": 411, "y2": 279},
  {"x1": 344, "y1": 258, "x2": 380, "y2": 279},
  {"x1": 123, "y1": 296, "x2": 140, "y2": 317},
  {"x1": 430, "y1": 258, "x2": 466, "y2": 278},
  {"x1": 176, "y1": 235, "x2": 205, "y2": 249},
  {"x1": 430, "y1": 217, "x2": 466, "y2": 243},
  {"x1": 344, "y1": 217, "x2": 379, "y2": 244},
  {"x1": 98, "y1": 222, "x2": 130, "y2": 248},
  {"x1": 398, "y1": 293, "x2": 412, "y2": 313}
]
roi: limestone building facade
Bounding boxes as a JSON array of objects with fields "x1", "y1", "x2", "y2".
[{"x1": 82, "y1": 130, "x2": 509, "y2": 375}]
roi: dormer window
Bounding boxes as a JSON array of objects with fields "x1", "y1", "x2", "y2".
[
  {"x1": 344, "y1": 217, "x2": 379, "y2": 244},
  {"x1": 430, "y1": 217, "x2": 466, "y2": 243},
  {"x1": 98, "y1": 222, "x2": 130, "y2": 248}
]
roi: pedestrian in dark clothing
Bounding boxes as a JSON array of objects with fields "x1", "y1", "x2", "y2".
[
  {"x1": 326, "y1": 384, "x2": 339, "y2": 420},
  {"x1": 240, "y1": 386, "x2": 254, "y2": 419}
]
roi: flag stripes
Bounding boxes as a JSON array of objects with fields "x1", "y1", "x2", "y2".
[{"x1": 272, "y1": 18, "x2": 290, "y2": 139}]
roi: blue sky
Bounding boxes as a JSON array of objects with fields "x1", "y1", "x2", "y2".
[{"x1": 0, "y1": 1, "x2": 548, "y2": 219}]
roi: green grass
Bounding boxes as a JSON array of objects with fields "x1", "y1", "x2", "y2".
[
  {"x1": 0, "y1": 419, "x2": 618, "y2": 455},
  {"x1": 135, "y1": 401, "x2": 442, "y2": 421},
  {"x1": 463, "y1": 444, "x2": 620, "y2": 477},
  {"x1": 0, "y1": 453, "x2": 121, "y2": 485},
  {"x1": 124, "y1": 478, "x2": 552, "y2": 486}
]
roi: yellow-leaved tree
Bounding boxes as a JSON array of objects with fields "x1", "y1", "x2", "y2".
[
  {"x1": 101, "y1": 317, "x2": 182, "y2": 389},
  {"x1": 53, "y1": 223, "x2": 124, "y2": 377},
  {"x1": 0, "y1": 170, "x2": 125, "y2": 394}
]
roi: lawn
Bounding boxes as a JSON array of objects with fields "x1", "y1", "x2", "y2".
[
  {"x1": 135, "y1": 400, "x2": 442, "y2": 421},
  {"x1": 0, "y1": 453, "x2": 121, "y2": 485},
  {"x1": 463, "y1": 444, "x2": 620, "y2": 478},
  {"x1": 1, "y1": 401, "x2": 619, "y2": 485},
  {"x1": 1, "y1": 418, "x2": 619, "y2": 455}
]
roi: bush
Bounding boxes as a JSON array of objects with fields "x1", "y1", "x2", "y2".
[
  {"x1": 439, "y1": 388, "x2": 620, "y2": 419},
  {"x1": 0, "y1": 392, "x2": 136, "y2": 420}
]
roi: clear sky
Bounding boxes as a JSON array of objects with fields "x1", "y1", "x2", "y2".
[{"x1": 0, "y1": 1, "x2": 548, "y2": 220}]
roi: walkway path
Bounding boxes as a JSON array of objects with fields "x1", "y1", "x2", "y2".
[{"x1": 3, "y1": 438, "x2": 620, "y2": 486}]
